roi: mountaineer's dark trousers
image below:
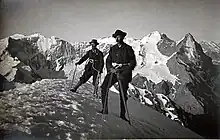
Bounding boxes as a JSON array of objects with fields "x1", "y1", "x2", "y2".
[
  {"x1": 79, "y1": 69, "x2": 98, "y2": 86},
  {"x1": 72, "y1": 69, "x2": 98, "y2": 92},
  {"x1": 100, "y1": 73, "x2": 129, "y2": 116}
]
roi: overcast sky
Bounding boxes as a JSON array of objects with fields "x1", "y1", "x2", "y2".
[{"x1": 0, "y1": 0, "x2": 219, "y2": 43}]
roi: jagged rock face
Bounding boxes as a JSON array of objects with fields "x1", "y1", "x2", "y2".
[
  {"x1": 176, "y1": 34, "x2": 213, "y2": 71},
  {"x1": 154, "y1": 80, "x2": 173, "y2": 96},
  {"x1": 166, "y1": 33, "x2": 219, "y2": 115},
  {"x1": 0, "y1": 38, "x2": 21, "y2": 82},
  {"x1": 129, "y1": 72, "x2": 219, "y2": 138},
  {"x1": 7, "y1": 37, "x2": 47, "y2": 70},
  {"x1": 71, "y1": 42, "x2": 88, "y2": 59},
  {"x1": 167, "y1": 54, "x2": 204, "y2": 115},
  {"x1": 37, "y1": 35, "x2": 78, "y2": 71},
  {"x1": 165, "y1": 33, "x2": 220, "y2": 138},
  {"x1": 131, "y1": 73, "x2": 150, "y2": 89},
  {"x1": 175, "y1": 33, "x2": 215, "y2": 114},
  {"x1": 167, "y1": 54, "x2": 190, "y2": 83},
  {"x1": 157, "y1": 34, "x2": 177, "y2": 57},
  {"x1": 49, "y1": 38, "x2": 76, "y2": 68},
  {"x1": 127, "y1": 74, "x2": 184, "y2": 126},
  {"x1": 0, "y1": 37, "x2": 67, "y2": 85}
]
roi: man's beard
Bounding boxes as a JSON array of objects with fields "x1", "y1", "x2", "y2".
[{"x1": 116, "y1": 39, "x2": 123, "y2": 44}]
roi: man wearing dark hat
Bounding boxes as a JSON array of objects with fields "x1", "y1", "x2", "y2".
[
  {"x1": 70, "y1": 39, "x2": 104, "y2": 92},
  {"x1": 98, "y1": 29, "x2": 137, "y2": 121}
]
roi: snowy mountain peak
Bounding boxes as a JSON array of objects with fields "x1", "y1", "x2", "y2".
[
  {"x1": 148, "y1": 31, "x2": 162, "y2": 37},
  {"x1": 160, "y1": 33, "x2": 173, "y2": 42},
  {"x1": 9, "y1": 33, "x2": 47, "y2": 43},
  {"x1": 135, "y1": 31, "x2": 178, "y2": 84},
  {"x1": 9, "y1": 33, "x2": 62, "y2": 43},
  {"x1": 10, "y1": 33, "x2": 25, "y2": 39},
  {"x1": 29, "y1": 33, "x2": 41, "y2": 38},
  {"x1": 185, "y1": 33, "x2": 196, "y2": 43},
  {"x1": 177, "y1": 33, "x2": 197, "y2": 49},
  {"x1": 176, "y1": 33, "x2": 214, "y2": 69},
  {"x1": 177, "y1": 34, "x2": 198, "y2": 62},
  {"x1": 141, "y1": 31, "x2": 162, "y2": 44}
]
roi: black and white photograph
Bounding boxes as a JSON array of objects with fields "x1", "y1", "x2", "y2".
[{"x1": 0, "y1": 0, "x2": 220, "y2": 139}]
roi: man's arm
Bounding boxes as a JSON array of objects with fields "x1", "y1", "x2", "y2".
[
  {"x1": 77, "y1": 51, "x2": 89, "y2": 65},
  {"x1": 122, "y1": 45, "x2": 137, "y2": 74},
  {"x1": 99, "y1": 52, "x2": 104, "y2": 73},
  {"x1": 128, "y1": 46, "x2": 137, "y2": 70},
  {"x1": 106, "y1": 47, "x2": 113, "y2": 73}
]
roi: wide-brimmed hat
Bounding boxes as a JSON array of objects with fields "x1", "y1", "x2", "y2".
[
  {"x1": 112, "y1": 29, "x2": 127, "y2": 38},
  {"x1": 89, "y1": 39, "x2": 99, "y2": 45}
]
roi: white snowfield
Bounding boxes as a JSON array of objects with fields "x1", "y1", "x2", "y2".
[
  {"x1": 135, "y1": 31, "x2": 178, "y2": 84},
  {"x1": 1, "y1": 79, "x2": 202, "y2": 139}
]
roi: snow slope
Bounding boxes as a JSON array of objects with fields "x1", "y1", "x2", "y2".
[{"x1": 1, "y1": 79, "x2": 202, "y2": 139}]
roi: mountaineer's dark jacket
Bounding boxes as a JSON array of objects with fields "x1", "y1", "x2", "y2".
[
  {"x1": 77, "y1": 48, "x2": 104, "y2": 72},
  {"x1": 106, "y1": 42, "x2": 137, "y2": 82}
]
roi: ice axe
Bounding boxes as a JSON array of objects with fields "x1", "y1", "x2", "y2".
[
  {"x1": 93, "y1": 71, "x2": 101, "y2": 98},
  {"x1": 70, "y1": 65, "x2": 78, "y2": 88},
  {"x1": 116, "y1": 72, "x2": 131, "y2": 125}
]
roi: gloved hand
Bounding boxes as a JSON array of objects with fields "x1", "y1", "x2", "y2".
[{"x1": 112, "y1": 63, "x2": 122, "y2": 68}]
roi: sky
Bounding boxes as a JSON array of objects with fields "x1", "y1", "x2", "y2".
[{"x1": 0, "y1": 0, "x2": 219, "y2": 43}]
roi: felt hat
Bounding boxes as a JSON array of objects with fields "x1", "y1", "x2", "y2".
[
  {"x1": 89, "y1": 39, "x2": 99, "y2": 45},
  {"x1": 112, "y1": 29, "x2": 127, "y2": 38}
]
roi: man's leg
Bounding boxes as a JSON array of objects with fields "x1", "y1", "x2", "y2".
[
  {"x1": 119, "y1": 80, "x2": 129, "y2": 120},
  {"x1": 92, "y1": 71, "x2": 100, "y2": 96},
  {"x1": 92, "y1": 71, "x2": 98, "y2": 86},
  {"x1": 99, "y1": 73, "x2": 117, "y2": 114},
  {"x1": 70, "y1": 70, "x2": 92, "y2": 92}
]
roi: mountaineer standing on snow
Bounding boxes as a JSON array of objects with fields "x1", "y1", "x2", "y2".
[
  {"x1": 98, "y1": 29, "x2": 137, "y2": 121},
  {"x1": 70, "y1": 39, "x2": 104, "y2": 93}
]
